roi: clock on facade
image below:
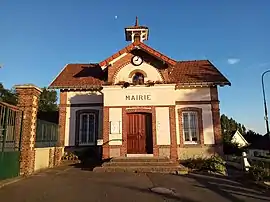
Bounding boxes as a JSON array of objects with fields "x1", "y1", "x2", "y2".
[{"x1": 131, "y1": 56, "x2": 143, "y2": 66}]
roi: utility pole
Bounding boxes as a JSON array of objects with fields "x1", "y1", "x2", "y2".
[
  {"x1": 262, "y1": 70, "x2": 270, "y2": 134},
  {"x1": 261, "y1": 70, "x2": 270, "y2": 153}
]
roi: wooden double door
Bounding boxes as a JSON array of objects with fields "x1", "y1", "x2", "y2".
[{"x1": 127, "y1": 113, "x2": 153, "y2": 154}]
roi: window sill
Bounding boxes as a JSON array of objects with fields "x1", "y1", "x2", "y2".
[
  {"x1": 182, "y1": 142, "x2": 203, "y2": 148},
  {"x1": 78, "y1": 142, "x2": 98, "y2": 146},
  {"x1": 184, "y1": 142, "x2": 198, "y2": 145}
]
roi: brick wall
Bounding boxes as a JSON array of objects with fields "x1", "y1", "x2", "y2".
[
  {"x1": 169, "y1": 106, "x2": 177, "y2": 160},
  {"x1": 58, "y1": 90, "x2": 67, "y2": 146},
  {"x1": 15, "y1": 84, "x2": 65, "y2": 175},
  {"x1": 210, "y1": 86, "x2": 223, "y2": 155},
  {"x1": 102, "y1": 107, "x2": 110, "y2": 159},
  {"x1": 16, "y1": 85, "x2": 42, "y2": 175},
  {"x1": 107, "y1": 52, "x2": 170, "y2": 84}
]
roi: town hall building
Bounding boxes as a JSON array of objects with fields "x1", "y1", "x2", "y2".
[{"x1": 49, "y1": 17, "x2": 230, "y2": 160}]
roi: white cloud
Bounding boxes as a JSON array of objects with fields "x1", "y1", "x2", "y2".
[{"x1": 227, "y1": 58, "x2": 240, "y2": 65}]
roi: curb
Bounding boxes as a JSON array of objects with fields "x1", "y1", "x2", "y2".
[
  {"x1": 253, "y1": 181, "x2": 270, "y2": 190},
  {"x1": 0, "y1": 176, "x2": 25, "y2": 189}
]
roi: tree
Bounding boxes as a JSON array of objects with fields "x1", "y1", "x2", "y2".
[
  {"x1": 220, "y1": 113, "x2": 262, "y2": 147},
  {"x1": 38, "y1": 87, "x2": 58, "y2": 112},
  {"x1": 0, "y1": 84, "x2": 58, "y2": 112},
  {"x1": 0, "y1": 83, "x2": 18, "y2": 105}
]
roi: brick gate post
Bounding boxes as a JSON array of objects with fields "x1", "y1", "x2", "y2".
[{"x1": 15, "y1": 84, "x2": 42, "y2": 175}]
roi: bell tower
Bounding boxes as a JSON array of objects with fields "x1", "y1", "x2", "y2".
[{"x1": 125, "y1": 17, "x2": 149, "y2": 43}]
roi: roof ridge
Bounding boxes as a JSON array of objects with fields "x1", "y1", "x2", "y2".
[
  {"x1": 177, "y1": 59, "x2": 209, "y2": 63},
  {"x1": 99, "y1": 41, "x2": 176, "y2": 66},
  {"x1": 67, "y1": 63, "x2": 99, "y2": 65}
]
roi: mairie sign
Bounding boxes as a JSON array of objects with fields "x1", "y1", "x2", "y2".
[{"x1": 125, "y1": 94, "x2": 151, "y2": 101}]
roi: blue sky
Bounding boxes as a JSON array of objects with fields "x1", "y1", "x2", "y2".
[{"x1": 0, "y1": 0, "x2": 270, "y2": 134}]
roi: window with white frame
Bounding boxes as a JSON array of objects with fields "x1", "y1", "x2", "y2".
[
  {"x1": 79, "y1": 112, "x2": 96, "y2": 145},
  {"x1": 182, "y1": 111, "x2": 199, "y2": 144}
]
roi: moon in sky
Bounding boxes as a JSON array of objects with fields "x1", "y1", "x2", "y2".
[{"x1": 114, "y1": 16, "x2": 118, "y2": 19}]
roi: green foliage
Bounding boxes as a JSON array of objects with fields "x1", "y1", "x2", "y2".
[
  {"x1": 220, "y1": 114, "x2": 247, "y2": 144},
  {"x1": 248, "y1": 164, "x2": 270, "y2": 181},
  {"x1": 220, "y1": 114, "x2": 262, "y2": 150},
  {"x1": 182, "y1": 156, "x2": 226, "y2": 174},
  {"x1": 0, "y1": 83, "x2": 18, "y2": 105},
  {"x1": 223, "y1": 141, "x2": 245, "y2": 155},
  {"x1": 38, "y1": 87, "x2": 58, "y2": 112},
  {"x1": 0, "y1": 84, "x2": 58, "y2": 111},
  {"x1": 61, "y1": 152, "x2": 79, "y2": 160}
]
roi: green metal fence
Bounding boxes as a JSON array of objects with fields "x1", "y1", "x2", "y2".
[
  {"x1": 35, "y1": 119, "x2": 59, "y2": 148},
  {"x1": 0, "y1": 101, "x2": 23, "y2": 180}
]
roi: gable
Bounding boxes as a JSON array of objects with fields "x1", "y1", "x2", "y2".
[
  {"x1": 231, "y1": 130, "x2": 249, "y2": 147},
  {"x1": 114, "y1": 62, "x2": 164, "y2": 84},
  {"x1": 49, "y1": 44, "x2": 231, "y2": 89},
  {"x1": 99, "y1": 41, "x2": 176, "y2": 68}
]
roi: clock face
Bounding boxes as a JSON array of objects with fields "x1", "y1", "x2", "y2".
[{"x1": 132, "y1": 56, "x2": 143, "y2": 66}]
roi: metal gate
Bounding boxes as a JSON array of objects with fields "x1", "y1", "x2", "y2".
[{"x1": 0, "y1": 101, "x2": 23, "y2": 180}]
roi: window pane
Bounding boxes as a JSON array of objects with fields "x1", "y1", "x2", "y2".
[
  {"x1": 184, "y1": 130, "x2": 190, "y2": 141},
  {"x1": 189, "y1": 113, "x2": 197, "y2": 129},
  {"x1": 182, "y1": 111, "x2": 199, "y2": 143},
  {"x1": 81, "y1": 114, "x2": 88, "y2": 143},
  {"x1": 191, "y1": 130, "x2": 198, "y2": 141},
  {"x1": 182, "y1": 113, "x2": 189, "y2": 130},
  {"x1": 88, "y1": 114, "x2": 95, "y2": 143}
]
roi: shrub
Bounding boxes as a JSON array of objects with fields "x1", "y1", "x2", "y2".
[
  {"x1": 223, "y1": 142, "x2": 245, "y2": 156},
  {"x1": 248, "y1": 164, "x2": 270, "y2": 181},
  {"x1": 182, "y1": 156, "x2": 226, "y2": 174},
  {"x1": 61, "y1": 151, "x2": 79, "y2": 160}
]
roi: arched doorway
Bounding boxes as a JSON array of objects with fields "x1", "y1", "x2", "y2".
[{"x1": 126, "y1": 112, "x2": 153, "y2": 154}]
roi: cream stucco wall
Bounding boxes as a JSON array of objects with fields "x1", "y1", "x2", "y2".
[
  {"x1": 156, "y1": 107, "x2": 171, "y2": 145},
  {"x1": 109, "y1": 108, "x2": 122, "y2": 145},
  {"x1": 103, "y1": 85, "x2": 175, "y2": 107},
  {"x1": 34, "y1": 147, "x2": 53, "y2": 171},
  {"x1": 114, "y1": 62, "x2": 163, "y2": 83},
  {"x1": 175, "y1": 88, "x2": 211, "y2": 101},
  {"x1": 66, "y1": 91, "x2": 103, "y2": 104},
  {"x1": 175, "y1": 104, "x2": 215, "y2": 145},
  {"x1": 103, "y1": 86, "x2": 211, "y2": 107},
  {"x1": 65, "y1": 91, "x2": 103, "y2": 146}
]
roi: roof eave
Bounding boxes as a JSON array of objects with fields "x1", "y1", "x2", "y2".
[
  {"x1": 176, "y1": 81, "x2": 231, "y2": 87},
  {"x1": 48, "y1": 85, "x2": 103, "y2": 91}
]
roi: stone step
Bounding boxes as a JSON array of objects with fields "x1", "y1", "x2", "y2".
[
  {"x1": 93, "y1": 166, "x2": 188, "y2": 174},
  {"x1": 102, "y1": 161, "x2": 179, "y2": 167},
  {"x1": 110, "y1": 157, "x2": 171, "y2": 163}
]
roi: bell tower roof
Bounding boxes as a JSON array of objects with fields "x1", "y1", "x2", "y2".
[{"x1": 125, "y1": 16, "x2": 149, "y2": 43}]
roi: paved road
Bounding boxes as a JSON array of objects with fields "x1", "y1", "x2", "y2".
[{"x1": 0, "y1": 165, "x2": 269, "y2": 202}]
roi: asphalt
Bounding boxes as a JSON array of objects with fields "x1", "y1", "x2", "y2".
[{"x1": 0, "y1": 165, "x2": 269, "y2": 202}]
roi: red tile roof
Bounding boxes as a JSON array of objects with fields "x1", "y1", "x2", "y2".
[
  {"x1": 49, "y1": 46, "x2": 230, "y2": 89},
  {"x1": 170, "y1": 60, "x2": 230, "y2": 85},
  {"x1": 49, "y1": 64, "x2": 106, "y2": 89}
]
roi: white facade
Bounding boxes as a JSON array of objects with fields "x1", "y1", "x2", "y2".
[{"x1": 63, "y1": 85, "x2": 215, "y2": 147}]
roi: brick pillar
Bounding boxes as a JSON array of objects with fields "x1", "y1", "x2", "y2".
[
  {"x1": 15, "y1": 84, "x2": 42, "y2": 175},
  {"x1": 169, "y1": 106, "x2": 178, "y2": 160},
  {"x1": 102, "y1": 107, "x2": 110, "y2": 159},
  {"x1": 54, "y1": 90, "x2": 67, "y2": 166},
  {"x1": 210, "y1": 86, "x2": 223, "y2": 155},
  {"x1": 58, "y1": 90, "x2": 67, "y2": 147}
]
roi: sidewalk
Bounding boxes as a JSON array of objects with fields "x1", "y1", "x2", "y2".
[
  {"x1": 0, "y1": 164, "x2": 72, "y2": 189},
  {"x1": 0, "y1": 176, "x2": 24, "y2": 189}
]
